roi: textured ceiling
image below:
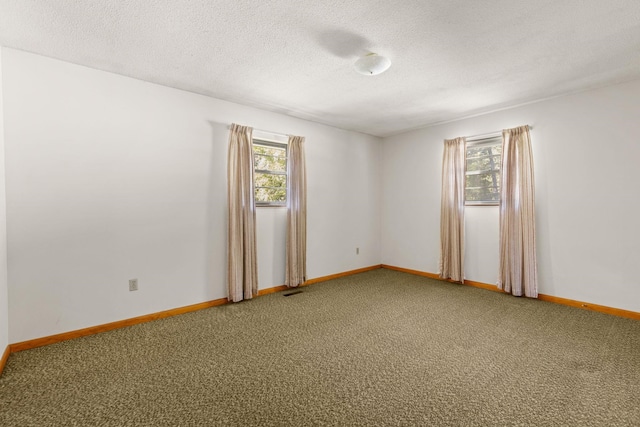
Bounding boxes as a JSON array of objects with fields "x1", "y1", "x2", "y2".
[{"x1": 1, "y1": 0, "x2": 639, "y2": 137}]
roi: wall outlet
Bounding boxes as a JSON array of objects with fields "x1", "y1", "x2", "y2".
[
  {"x1": 129, "y1": 278, "x2": 138, "y2": 292},
  {"x1": 356, "y1": 247, "x2": 360, "y2": 255}
]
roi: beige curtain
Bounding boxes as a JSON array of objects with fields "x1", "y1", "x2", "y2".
[
  {"x1": 497, "y1": 125, "x2": 538, "y2": 297},
  {"x1": 439, "y1": 137, "x2": 466, "y2": 282},
  {"x1": 227, "y1": 124, "x2": 258, "y2": 302},
  {"x1": 285, "y1": 135, "x2": 307, "y2": 287}
]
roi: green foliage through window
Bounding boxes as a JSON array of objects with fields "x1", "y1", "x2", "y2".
[
  {"x1": 253, "y1": 140, "x2": 287, "y2": 206},
  {"x1": 465, "y1": 137, "x2": 502, "y2": 205}
]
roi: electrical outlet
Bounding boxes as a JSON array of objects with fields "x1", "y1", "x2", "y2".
[
  {"x1": 129, "y1": 279, "x2": 138, "y2": 292},
  {"x1": 356, "y1": 247, "x2": 360, "y2": 255}
]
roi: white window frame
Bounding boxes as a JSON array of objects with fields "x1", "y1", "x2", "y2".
[
  {"x1": 465, "y1": 135, "x2": 502, "y2": 206},
  {"x1": 253, "y1": 138, "x2": 288, "y2": 207}
]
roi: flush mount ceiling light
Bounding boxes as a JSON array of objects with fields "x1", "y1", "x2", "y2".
[{"x1": 354, "y1": 53, "x2": 391, "y2": 76}]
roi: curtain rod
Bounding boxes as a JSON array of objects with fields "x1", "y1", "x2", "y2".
[
  {"x1": 228, "y1": 124, "x2": 289, "y2": 138},
  {"x1": 466, "y1": 125, "x2": 532, "y2": 141},
  {"x1": 466, "y1": 131, "x2": 501, "y2": 141}
]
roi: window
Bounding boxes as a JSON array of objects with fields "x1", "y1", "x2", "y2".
[
  {"x1": 253, "y1": 139, "x2": 287, "y2": 206},
  {"x1": 465, "y1": 136, "x2": 502, "y2": 205}
]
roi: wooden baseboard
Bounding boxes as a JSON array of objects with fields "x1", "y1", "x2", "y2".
[
  {"x1": 304, "y1": 264, "x2": 382, "y2": 285},
  {"x1": 257, "y1": 285, "x2": 288, "y2": 296},
  {"x1": 381, "y1": 264, "x2": 640, "y2": 321},
  {"x1": 8, "y1": 262, "x2": 635, "y2": 370},
  {"x1": 537, "y1": 294, "x2": 640, "y2": 321},
  {"x1": 381, "y1": 264, "x2": 441, "y2": 280},
  {"x1": 462, "y1": 279, "x2": 507, "y2": 293},
  {"x1": 8, "y1": 265, "x2": 383, "y2": 355},
  {"x1": 9, "y1": 297, "x2": 230, "y2": 353},
  {"x1": 0, "y1": 345, "x2": 9, "y2": 375}
]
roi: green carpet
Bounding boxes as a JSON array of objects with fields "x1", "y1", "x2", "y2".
[{"x1": 1, "y1": 269, "x2": 639, "y2": 426}]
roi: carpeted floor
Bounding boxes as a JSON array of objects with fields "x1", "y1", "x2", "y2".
[{"x1": 1, "y1": 269, "x2": 639, "y2": 426}]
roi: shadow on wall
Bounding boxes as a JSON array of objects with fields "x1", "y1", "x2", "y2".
[
  {"x1": 206, "y1": 121, "x2": 229, "y2": 298},
  {"x1": 315, "y1": 29, "x2": 372, "y2": 58}
]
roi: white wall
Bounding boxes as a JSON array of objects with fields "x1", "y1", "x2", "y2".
[
  {"x1": 382, "y1": 79, "x2": 640, "y2": 312},
  {"x1": 2, "y1": 48, "x2": 381, "y2": 343},
  {"x1": 0, "y1": 50, "x2": 9, "y2": 354}
]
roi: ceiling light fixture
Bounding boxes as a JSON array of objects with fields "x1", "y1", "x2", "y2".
[{"x1": 354, "y1": 53, "x2": 391, "y2": 76}]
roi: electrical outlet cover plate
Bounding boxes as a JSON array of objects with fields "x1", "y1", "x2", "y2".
[{"x1": 129, "y1": 279, "x2": 138, "y2": 291}]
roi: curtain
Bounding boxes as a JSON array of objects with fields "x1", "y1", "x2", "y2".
[
  {"x1": 439, "y1": 137, "x2": 466, "y2": 282},
  {"x1": 285, "y1": 135, "x2": 307, "y2": 287},
  {"x1": 497, "y1": 125, "x2": 538, "y2": 297},
  {"x1": 227, "y1": 124, "x2": 258, "y2": 302}
]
